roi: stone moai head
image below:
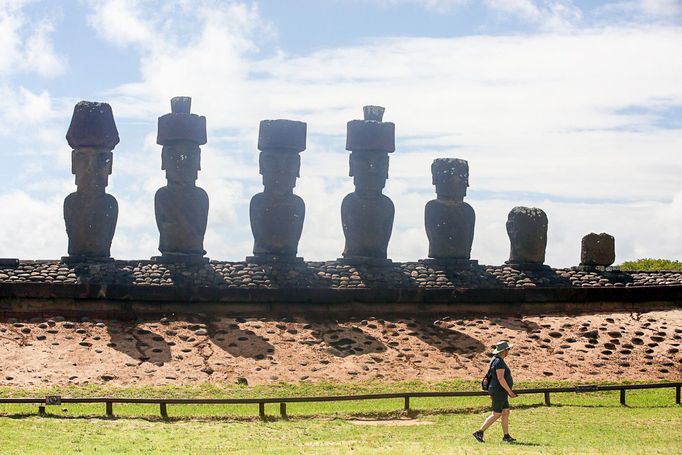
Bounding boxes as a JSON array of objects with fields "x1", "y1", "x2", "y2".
[
  {"x1": 581, "y1": 232, "x2": 615, "y2": 267},
  {"x1": 157, "y1": 96, "x2": 206, "y2": 186},
  {"x1": 346, "y1": 106, "x2": 395, "y2": 193},
  {"x1": 258, "y1": 119, "x2": 306, "y2": 195},
  {"x1": 506, "y1": 206, "x2": 548, "y2": 264},
  {"x1": 432, "y1": 158, "x2": 469, "y2": 202},
  {"x1": 66, "y1": 101, "x2": 119, "y2": 193}
]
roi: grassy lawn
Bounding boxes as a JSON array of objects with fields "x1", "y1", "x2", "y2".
[{"x1": 0, "y1": 380, "x2": 680, "y2": 454}]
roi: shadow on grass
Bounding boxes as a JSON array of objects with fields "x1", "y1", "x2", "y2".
[
  {"x1": 0, "y1": 403, "x2": 552, "y2": 423},
  {"x1": 539, "y1": 402, "x2": 680, "y2": 409}
]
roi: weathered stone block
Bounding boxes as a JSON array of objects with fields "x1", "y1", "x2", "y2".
[
  {"x1": 581, "y1": 232, "x2": 615, "y2": 267},
  {"x1": 258, "y1": 120, "x2": 306, "y2": 153},
  {"x1": 506, "y1": 206, "x2": 548, "y2": 265}
]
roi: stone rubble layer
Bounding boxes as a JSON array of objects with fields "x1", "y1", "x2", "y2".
[{"x1": 0, "y1": 260, "x2": 680, "y2": 289}]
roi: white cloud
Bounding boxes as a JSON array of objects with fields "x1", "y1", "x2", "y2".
[
  {"x1": 371, "y1": 0, "x2": 583, "y2": 28},
  {"x1": 0, "y1": 0, "x2": 64, "y2": 77},
  {"x1": 87, "y1": 0, "x2": 269, "y2": 125},
  {"x1": 484, "y1": 0, "x2": 582, "y2": 30},
  {"x1": 0, "y1": 86, "x2": 55, "y2": 131},
  {"x1": 81, "y1": 0, "x2": 682, "y2": 265},
  {"x1": 599, "y1": 0, "x2": 682, "y2": 20},
  {"x1": 0, "y1": 1, "x2": 67, "y2": 159},
  {"x1": 0, "y1": 190, "x2": 65, "y2": 259},
  {"x1": 377, "y1": 0, "x2": 471, "y2": 13},
  {"x1": 3, "y1": 0, "x2": 682, "y2": 267}
]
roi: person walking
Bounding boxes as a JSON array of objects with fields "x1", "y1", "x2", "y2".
[{"x1": 473, "y1": 340, "x2": 517, "y2": 443}]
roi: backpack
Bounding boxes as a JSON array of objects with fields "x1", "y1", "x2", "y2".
[{"x1": 481, "y1": 358, "x2": 495, "y2": 391}]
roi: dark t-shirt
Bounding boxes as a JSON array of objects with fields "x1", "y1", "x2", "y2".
[{"x1": 488, "y1": 356, "x2": 513, "y2": 394}]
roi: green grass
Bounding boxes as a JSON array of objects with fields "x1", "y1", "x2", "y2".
[
  {"x1": 0, "y1": 380, "x2": 681, "y2": 454},
  {"x1": 618, "y1": 258, "x2": 682, "y2": 271}
]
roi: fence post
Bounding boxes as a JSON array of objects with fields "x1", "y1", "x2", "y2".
[
  {"x1": 279, "y1": 402, "x2": 287, "y2": 418},
  {"x1": 404, "y1": 396, "x2": 410, "y2": 412},
  {"x1": 620, "y1": 389, "x2": 626, "y2": 406},
  {"x1": 259, "y1": 402, "x2": 265, "y2": 419},
  {"x1": 38, "y1": 406, "x2": 46, "y2": 416},
  {"x1": 106, "y1": 401, "x2": 113, "y2": 417},
  {"x1": 160, "y1": 402, "x2": 168, "y2": 419},
  {"x1": 544, "y1": 392, "x2": 551, "y2": 407},
  {"x1": 676, "y1": 386, "x2": 680, "y2": 405}
]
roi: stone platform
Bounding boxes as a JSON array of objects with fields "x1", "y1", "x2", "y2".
[
  {"x1": 1, "y1": 260, "x2": 682, "y2": 318},
  {"x1": 2, "y1": 259, "x2": 680, "y2": 288}
]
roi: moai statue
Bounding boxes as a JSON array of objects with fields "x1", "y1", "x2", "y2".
[
  {"x1": 63, "y1": 101, "x2": 119, "y2": 263},
  {"x1": 424, "y1": 158, "x2": 476, "y2": 266},
  {"x1": 506, "y1": 206, "x2": 548, "y2": 268},
  {"x1": 152, "y1": 97, "x2": 209, "y2": 264},
  {"x1": 580, "y1": 232, "x2": 615, "y2": 269},
  {"x1": 248, "y1": 119, "x2": 307, "y2": 263},
  {"x1": 340, "y1": 106, "x2": 395, "y2": 265}
]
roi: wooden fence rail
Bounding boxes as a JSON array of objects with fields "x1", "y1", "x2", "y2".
[{"x1": 2, "y1": 382, "x2": 680, "y2": 419}]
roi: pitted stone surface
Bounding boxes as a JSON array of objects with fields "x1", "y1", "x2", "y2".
[{"x1": 0, "y1": 260, "x2": 681, "y2": 289}]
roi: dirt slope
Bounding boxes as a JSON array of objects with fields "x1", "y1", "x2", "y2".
[{"x1": 1, "y1": 310, "x2": 680, "y2": 387}]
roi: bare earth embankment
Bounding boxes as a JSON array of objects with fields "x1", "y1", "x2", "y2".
[{"x1": 1, "y1": 310, "x2": 680, "y2": 387}]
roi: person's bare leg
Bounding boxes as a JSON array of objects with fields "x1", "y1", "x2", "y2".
[
  {"x1": 501, "y1": 409, "x2": 510, "y2": 435},
  {"x1": 479, "y1": 412, "x2": 501, "y2": 432}
]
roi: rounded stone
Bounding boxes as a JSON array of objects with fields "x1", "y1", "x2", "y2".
[{"x1": 66, "y1": 101, "x2": 120, "y2": 149}]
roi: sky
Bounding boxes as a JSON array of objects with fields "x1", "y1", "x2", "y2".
[{"x1": 1, "y1": 0, "x2": 681, "y2": 266}]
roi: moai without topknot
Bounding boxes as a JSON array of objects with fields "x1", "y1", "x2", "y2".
[
  {"x1": 63, "y1": 101, "x2": 119, "y2": 263},
  {"x1": 248, "y1": 119, "x2": 307, "y2": 263},
  {"x1": 424, "y1": 158, "x2": 476, "y2": 266},
  {"x1": 340, "y1": 106, "x2": 395, "y2": 265},
  {"x1": 580, "y1": 232, "x2": 615, "y2": 269},
  {"x1": 153, "y1": 97, "x2": 209, "y2": 264},
  {"x1": 506, "y1": 206, "x2": 548, "y2": 269}
]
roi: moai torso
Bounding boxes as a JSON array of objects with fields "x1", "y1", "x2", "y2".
[
  {"x1": 154, "y1": 97, "x2": 209, "y2": 261},
  {"x1": 425, "y1": 200, "x2": 475, "y2": 259},
  {"x1": 341, "y1": 191, "x2": 394, "y2": 259},
  {"x1": 63, "y1": 102, "x2": 120, "y2": 260},
  {"x1": 341, "y1": 106, "x2": 395, "y2": 261},
  {"x1": 249, "y1": 120, "x2": 307, "y2": 259},
  {"x1": 64, "y1": 190, "x2": 118, "y2": 258},
  {"x1": 250, "y1": 192, "x2": 305, "y2": 256},
  {"x1": 506, "y1": 206, "x2": 548, "y2": 264},
  {"x1": 425, "y1": 158, "x2": 475, "y2": 260},
  {"x1": 580, "y1": 232, "x2": 615, "y2": 267},
  {"x1": 155, "y1": 184, "x2": 208, "y2": 256}
]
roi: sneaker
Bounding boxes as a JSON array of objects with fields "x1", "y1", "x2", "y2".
[
  {"x1": 502, "y1": 434, "x2": 516, "y2": 443},
  {"x1": 472, "y1": 431, "x2": 484, "y2": 443}
]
